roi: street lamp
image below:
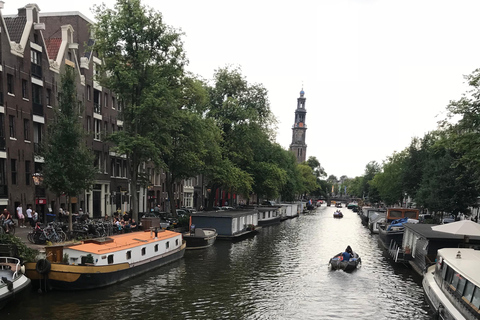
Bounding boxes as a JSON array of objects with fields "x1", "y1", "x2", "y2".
[{"x1": 32, "y1": 173, "x2": 44, "y2": 222}]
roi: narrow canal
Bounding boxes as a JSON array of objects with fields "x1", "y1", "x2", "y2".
[{"x1": 4, "y1": 205, "x2": 433, "y2": 319}]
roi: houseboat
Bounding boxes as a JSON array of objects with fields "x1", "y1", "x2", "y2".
[
  {"x1": 257, "y1": 206, "x2": 281, "y2": 227},
  {"x1": 402, "y1": 224, "x2": 480, "y2": 275},
  {"x1": 279, "y1": 203, "x2": 299, "y2": 220},
  {"x1": 378, "y1": 208, "x2": 419, "y2": 250},
  {"x1": 423, "y1": 248, "x2": 480, "y2": 320},
  {"x1": 360, "y1": 207, "x2": 386, "y2": 227},
  {"x1": 25, "y1": 229, "x2": 186, "y2": 291},
  {"x1": 368, "y1": 211, "x2": 386, "y2": 234},
  {"x1": 190, "y1": 210, "x2": 259, "y2": 240}
]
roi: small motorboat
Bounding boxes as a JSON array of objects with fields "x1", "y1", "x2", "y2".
[
  {"x1": 333, "y1": 210, "x2": 343, "y2": 218},
  {"x1": 328, "y1": 252, "x2": 361, "y2": 272},
  {"x1": 183, "y1": 227, "x2": 217, "y2": 249},
  {"x1": 0, "y1": 256, "x2": 31, "y2": 309}
]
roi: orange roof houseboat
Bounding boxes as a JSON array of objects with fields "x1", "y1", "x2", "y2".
[{"x1": 25, "y1": 229, "x2": 185, "y2": 291}]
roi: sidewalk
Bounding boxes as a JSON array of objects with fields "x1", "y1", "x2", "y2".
[{"x1": 13, "y1": 223, "x2": 46, "y2": 251}]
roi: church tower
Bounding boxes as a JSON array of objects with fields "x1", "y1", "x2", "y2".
[{"x1": 289, "y1": 89, "x2": 307, "y2": 163}]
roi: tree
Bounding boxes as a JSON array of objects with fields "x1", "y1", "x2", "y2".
[
  {"x1": 306, "y1": 156, "x2": 326, "y2": 178},
  {"x1": 41, "y1": 66, "x2": 96, "y2": 231},
  {"x1": 362, "y1": 161, "x2": 381, "y2": 200},
  {"x1": 204, "y1": 66, "x2": 275, "y2": 207},
  {"x1": 443, "y1": 68, "x2": 480, "y2": 189},
  {"x1": 415, "y1": 132, "x2": 478, "y2": 216},
  {"x1": 92, "y1": 0, "x2": 187, "y2": 221},
  {"x1": 371, "y1": 151, "x2": 407, "y2": 206}
]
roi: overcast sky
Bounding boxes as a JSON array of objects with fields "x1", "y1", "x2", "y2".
[{"x1": 4, "y1": 0, "x2": 480, "y2": 178}]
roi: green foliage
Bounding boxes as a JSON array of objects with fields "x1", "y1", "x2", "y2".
[
  {"x1": 204, "y1": 66, "x2": 276, "y2": 203},
  {"x1": 92, "y1": 0, "x2": 188, "y2": 220},
  {"x1": 0, "y1": 234, "x2": 39, "y2": 263},
  {"x1": 371, "y1": 151, "x2": 407, "y2": 206},
  {"x1": 41, "y1": 66, "x2": 96, "y2": 198}
]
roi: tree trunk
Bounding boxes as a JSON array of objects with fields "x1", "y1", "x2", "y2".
[
  {"x1": 165, "y1": 172, "x2": 177, "y2": 217},
  {"x1": 68, "y1": 196, "x2": 73, "y2": 233},
  {"x1": 207, "y1": 185, "x2": 218, "y2": 210},
  {"x1": 130, "y1": 156, "x2": 140, "y2": 223}
]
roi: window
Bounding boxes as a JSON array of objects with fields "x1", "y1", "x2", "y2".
[
  {"x1": 165, "y1": 242, "x2": 169, "y2": 249},
  {"x1": 154, "y1": 244, "x2": 158, "y2": 252},
  {"x1": 472, "y1": 287, "x2": 480, "y2": 309},
  {"x1": 110, "y1": 159, "x2": 115, "y2": 177},
  {"x1": 7, "y1": 74, "x2": 14, "y2": 95},
  {"x1": 104, "y1": 121, "x2": 108, "y2": 138},
  {"x1": 22, "y1": 80, "x2": 28, "y2": 99},
  {"x1": 32, "y1": 84, "x2": 42, "y2": 105},
  {"x1": 126, "y1": 251, "x2": 131, "y2": 259},
  {"x1": 24, "y1": 119, "x2": 30, "y2": 141},
  {"x1": 104, "y1": 93, "x2": 108, "y2": 108},
  {"x1": 31, "y1": 50, "x2": 42, "y2": 78},
  {"x1": 46, "y1": 89, "x2": 52, "y2": 106},
  {"x1": 112, "y1": 96, "x2": 116, "y2": 109},
  {"x1": 94, "y1": 151, "x2": 101, "y2": 171},
  {"x1": 94, "y1": 119, "x2": 101, "y2": 140},
  {"x1": 464, "y1": 281, "x2": 475, "y2": 302},
  {"x1": 11, "y1": 159, "x2": 17, "y2": 185},
  {"x1": 31, "y1": 49, "x2": 41, "y2": 65},
  {"x1": 87, "y1": 116, "x2": 91, "y2": 133},
  {"x1": 94, "y1": 89, "x2": 101, "y2": 113},
  {"x1": 175, "y1": 239, "x2": 179, "y2": 246},
  {"x1": 107, "y1": 254, "x2": 114, "y2": 264},
  {"x1": 141, "y1": 247, "x2": 146, "y2": 256},
  {"x1": 9, "y1": 115, "x2": 15, "y2": 138},
  {"x1": 87, "y1": 85, "x2": 91, "y2": 101},
  {"x1": 25, "y1": 160, "x2": 31, "y2": 185}
]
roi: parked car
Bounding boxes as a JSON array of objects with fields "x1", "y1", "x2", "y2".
[
  {"x1": 419, "y1": 214, "x2": 433, "y2": 222},
  {"x1": 261, "y1": 200, "x2": 276, "y2": 206},
  {"x1": 221, "y1": 206, "x2": 235, "y2": 211}
]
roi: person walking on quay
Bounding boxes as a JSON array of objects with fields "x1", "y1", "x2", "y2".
[
  {"x1": 26, "y1": 205, "x2": 34, "y2": 227},
  {"x1": 32, "y1": 210, "x2": 38, "y2": 225},
  {"x1": 16, "y1": 203, "x2": 26, "y2": 228}
]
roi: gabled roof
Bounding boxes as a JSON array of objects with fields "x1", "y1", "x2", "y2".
[
  {"x1": 4, "y1": 15, "x2": 27, "y2": 43},
  {"x1": 45, "y1": 38, "x2": 62, "y2": 60}
]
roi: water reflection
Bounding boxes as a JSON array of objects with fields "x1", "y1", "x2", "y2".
[{"x1": 4, "y1": 206, "x2": 433, "y2": 319}]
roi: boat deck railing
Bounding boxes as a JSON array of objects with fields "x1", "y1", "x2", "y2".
[
  {"x1": 388, "y1": 240, "x2": 411, "y2": 263},
  {"x1": 0, "y1": 256, "x2": 21, "y2": 279}
]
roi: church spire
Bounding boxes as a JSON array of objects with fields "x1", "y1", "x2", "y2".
[{"x1": 289, "y1": 88, "x2": 307, "y2": 163}]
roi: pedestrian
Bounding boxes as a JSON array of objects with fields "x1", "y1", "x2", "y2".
[
  {"x1": 58, "y1": 207, "x2": 64, "y2": 223},
  {"x1": 32, "y1": 210, "x2": 38, "y2": 225},
  {"x1": 2, "y1": 208, "x2": 14, "y2": 233},
  {"x1": 26, "y1": 205, "x2": 34, "y2": 227},
  {"x1": 16, "y1": 203, "x2": 26, "y2": 228}
]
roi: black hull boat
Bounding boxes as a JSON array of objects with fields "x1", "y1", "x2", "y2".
[
  {"x1": 328, "y1": 252, "x2": 361, "y2": 272},
  {"x1": 183, "y1": 228, "x2": 217, "y2": 249}
]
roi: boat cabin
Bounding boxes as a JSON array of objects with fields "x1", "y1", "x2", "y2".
[
  {"x1": 257, "y1": 207, "x2": 281, "y2": 226},
  {"x1": 433, "y1": 248, "x2": 480, "y2": 319},
  {"x1": 44, "y1": 230, "x2": 183, "y2": 266},
  {"x1": 191, "y1": 210, "x2": 258, "y2": 239},
  {"x1": 401, "y1": 224, "x2": 480, "y2": 276},
  {"x1": 386, "y1": 208, "x2": 419, "y2": 222}
]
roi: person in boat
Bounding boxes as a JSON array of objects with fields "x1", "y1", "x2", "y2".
[{"x1": 342, "y1": 245, "x2": 353, "y2": 261}]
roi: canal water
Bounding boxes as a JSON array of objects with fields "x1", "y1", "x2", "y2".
[{"x1": 4, "y1": 205, "x2": 433, "y2": 319}]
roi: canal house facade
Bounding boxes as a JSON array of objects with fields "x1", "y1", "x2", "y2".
[{"x1": 0, "y1": 3, "x2": 193, "y2": 218}]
